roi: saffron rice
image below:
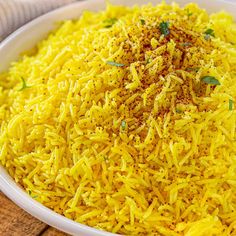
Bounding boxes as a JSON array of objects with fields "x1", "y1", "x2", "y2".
[{"x1": 0, "y1": 2, "x2": 236, "y2": 235}]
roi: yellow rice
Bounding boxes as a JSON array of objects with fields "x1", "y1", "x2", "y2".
[{"x1": 0, "y1": 2, "x2": 236, "y2": 235}]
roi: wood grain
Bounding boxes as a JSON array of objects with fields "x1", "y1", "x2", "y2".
[
  {"x1": 0, "y1": 192, "x2": 69, "y2": 236},
  {"x1": 42, "y1": 227, "x2": 68, "y2": 236}
]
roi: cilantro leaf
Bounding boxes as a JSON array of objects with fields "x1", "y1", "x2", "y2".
[
  {"x1": 146, "y1": 58, "x2": 152, "y2": 64},
  {"x1": 159, "y1": 21, "x2": 170, "y2": 37},
  {"x1": 186, "y1": 67, "x2": 200, "y2": 72},
  {"x1": 106, "y1": 61, "x2": 125, "y2": 67},
  {"x1": 103, "y1": 18, "x2": 118, "y2": 28},
  {"x1": 186, "y1": 9, "x2": 193, "y2": 17},
  {"x1": 204, "y1": 29, "x2": 215, "y2": 40},
  {"x1": 176, "y1": 109, "x2": 182, "y2": 114},
  {"x1": 18, "y1": 77, "x2": 31, "y2": 91},
  {"x1": 140, "y1": 19, "x2": 145, "y2": 25},
  {"x1": 201, "y1": 76, "x2": 220, "y2": 85},
  {"x1": 229, "y1": 99, "x2": 234, "y2": 111}
]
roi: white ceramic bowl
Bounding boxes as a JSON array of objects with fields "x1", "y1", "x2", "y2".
[{"x1": 0, "y1": 0, "x2": 236, "y2": 235}]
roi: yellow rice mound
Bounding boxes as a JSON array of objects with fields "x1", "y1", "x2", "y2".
[{"x1": 1, "y1": 2, "x2": 236, "y2": 235}]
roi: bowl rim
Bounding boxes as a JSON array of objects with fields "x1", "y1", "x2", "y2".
[{"x1": 0, "y1": 0, "x2": 236, "y2": 235}]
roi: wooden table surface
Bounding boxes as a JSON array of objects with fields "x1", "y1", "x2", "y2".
[{"x1": 0, "y1": 191, "x2": 70, "y2": 236}]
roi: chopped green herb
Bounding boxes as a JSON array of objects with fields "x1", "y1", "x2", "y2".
[
  {"x1": 201, "y1": 76, "x2": 221, "y2": 85},
  {"x1": 28, "y1": 190, "x2": 37, "y2": 198},
  {"x1": 103, "y1": 18, "x2": 118, "y2": 28},
  {"x1": 159, "y1": 21, "x2": 170, "y2": 37},
  {"x1": 204, "y1": 29, "x2": 215, "y2": 40},
  {"x1": 186, "y1": 9, "x2": 193, "y2": 17},
  {"x1": 176, "y1": 109, "x2": 182, "y2": 114},
  {"x1": 121, "y1": 120, "x2": 126, "y2": 130},
  {"x1": 186, "y1": 67, "x2": 200, "y2": 72},
  {"x1": 18, "y1": 77, "x2": 31, "y2": 91},
  {"x1": 229, "y1": 99, "x2": 234, "y2": 111},
  {"x1": 140, "y1": 19, "x2": 145, "y2": 25},
  {"x1": 146, "y1": 58, "x2": 151, "y2": 64},
  {"x1": 106, "y1": 61, "x2": 125, "y2": 67},
  {"x1": 205, "y1": 29, "x2": 215, "y2": 36},
  {"x1": 180, "y1": 42, "x2": 192, "y2": 47}
]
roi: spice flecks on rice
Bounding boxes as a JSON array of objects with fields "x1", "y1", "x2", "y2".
[{"x1": 0, "y1": 2, "x2": 236, "y2": 235}]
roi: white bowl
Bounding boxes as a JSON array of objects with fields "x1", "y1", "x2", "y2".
[{"x1": 0, "y1": 0, "x2": 236, "y2": 235}]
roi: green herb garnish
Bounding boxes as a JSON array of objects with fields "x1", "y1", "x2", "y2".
[
  {"x1": 28, "y1": 190, "x2": 37, "y2": 199},
  {"x1": 121, "y1": 120, "x2": 126, "y2": 130},
  {"x1": 204, "y1": 29, "x2": 215, "y2": 40},
  {"x1": 181, "y1": 42, "x2": 192, "y2": 47},
  {"x1": 186, "y1": 9, "x2": 193, "y2": 17},
  {"x1": 186, "y1": 67, "x2": 200, "y2": 72},
  {"x1": 201, "y1": 76, "x2": 221, "y2": 85},
  {"x1": 229, "y1": 99, "x2": 234, "y2": 111},
  {"x1": 159, "y1": 21, "x2": 170, "y2": 37},
  {"x1": 103, "y1": 18, "x2": 118, "y2": 28},
  {"x1": 146, "y1": 58, "x2": 151, "y2": 64},
  {"x1": 176, "y1": 109, "x2": 182, "y2": 114},
  {"x1": 140, "y1": 19, "x2": 145, "y2": 25},
  {"x1": 18, "y1": 77, "x2": 31, "y2": 91},
  {"x1": 106, "y1": 61, "x2": 125, "y2": 67}
]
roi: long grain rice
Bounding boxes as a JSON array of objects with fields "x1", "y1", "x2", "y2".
[{"x1": 0, "y1": 2, "x2": 236, "y2": 235}]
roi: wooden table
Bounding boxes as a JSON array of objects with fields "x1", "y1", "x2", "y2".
[{"x1": 0, "y1": 192, "x2": 69, "y2": 236}]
